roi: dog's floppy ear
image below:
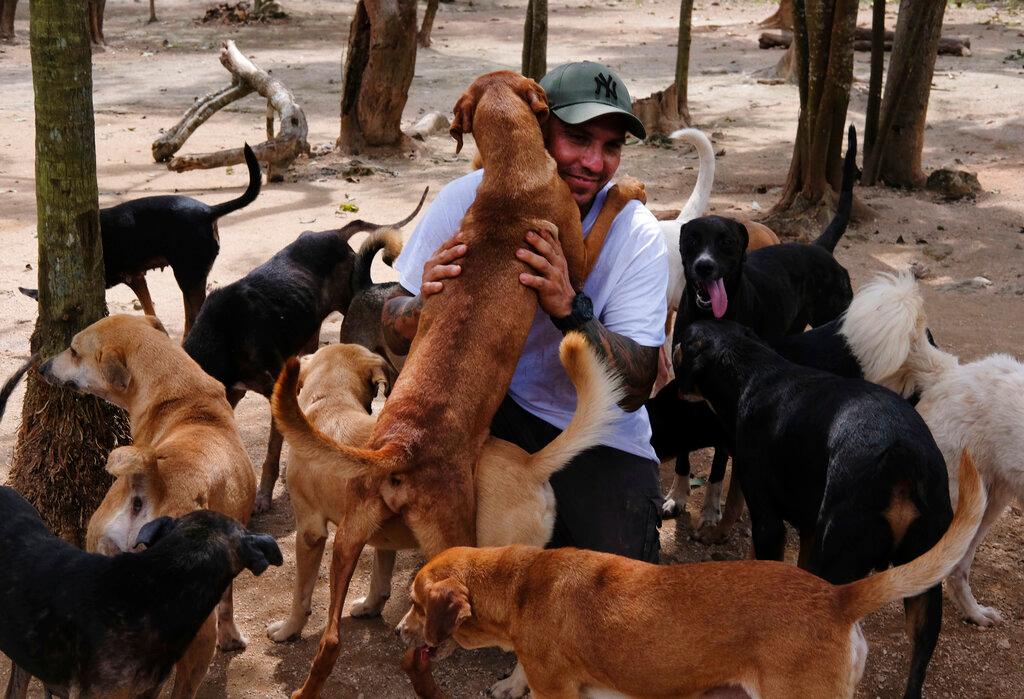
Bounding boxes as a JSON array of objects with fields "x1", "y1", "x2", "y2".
[
  {"x1": 450, "y1": 92, "x2": 475, "y2": 154},
  {"x1": 142, "y1": 315, "x2": 169, "y2": 336},
  {"x1": 98, "y1": 348, "x2": 130, "y2": 393},
  {"x1": 734, "y1": 220, "x2": 750, "y2": 253},
  {"x1": 135, "y1": 515, "x2": 176, "y2": 549},
  {"x1": 522, "y1": 78, "x2": 549, "y2": 124},
  {"x1": 239, "y1": 532, "x2": 284, "y2": 576},
  {"x1": 424, "y1": 577, "x2": 471, "y2": 647}
]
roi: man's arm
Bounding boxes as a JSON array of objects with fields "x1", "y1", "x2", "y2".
[{"x1": 517, "y1": 228, "x2": 657, "y2": 412}]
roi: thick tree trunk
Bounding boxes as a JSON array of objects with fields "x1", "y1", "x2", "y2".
[
  {"x1": 673, "y1": 0, "x2": 694, "y2": 124},
  {"x1": 759, "y1": 0, "x2": 794, "y2": 29},
  {"x1": 521, "y1": 0, "x2": 547, "y2": 81},
  {"x1": 418, "y1": 0, "x2": 438, "y2": 47},
  {"x1": 769, "y1": 0, "x2": 858, "y2": 217},
  {"x1": 1, "y1": 0, "x2": 18, "y2": 41},
  {"x1": 863, "y1": 0, "x2": 947, "y2": 188},
  {"x1": 12, "y1": 0, "x2": 129, "y2": 546},
  {"x1": 339, "y1": 0, "x2": 418, "y2": 153}
]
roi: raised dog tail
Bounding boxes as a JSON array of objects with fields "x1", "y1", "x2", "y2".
[
  {"x1": 209, "y1": 143, "x2": 263, "y2": 219},
  {"x1": 524, "y1": 333, "x2": 625, "y2": 481},
  {"x1": 351, "y1": 228, "x2": 406, "y2": 296},
  {"x1": 0, "y1": 355, "x2": 36, "y2": 423},
  {"x1": 272, "y1": 357, "x2": 404, "y2": 478},
  {"x1": 812, "y1": 125, "x2": 857, "y2": 253},
  {"x1": 840, "y1": 270, "x2": 933, "y2": 395},
  {"x1": 669, "y1": 128, "x2": 716, "y2": 223},
  {"x1": 837, "y1": 451, "x2": 984, "y2": 623}
]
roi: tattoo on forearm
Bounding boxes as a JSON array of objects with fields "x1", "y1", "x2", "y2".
[
  {"x1": 573, "y1": 318, "x2": 658, "y2": 412},
  {"x1": 382, "y1": 294, "x2": 422, "y2": 357}
]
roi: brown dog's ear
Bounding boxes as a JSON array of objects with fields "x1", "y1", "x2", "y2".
[
  {"x1": 142, "y1": 314, "x2": 168, "y2": 336},
  {"x1": 450, "y1": 93, "x2": 475, "y2": 155},
  {"x1": 99, "y1": 349, "x2": 130, "y2": 393},
  {"x1": 523, "y1": 79, "x2": 549, "y2": 124},
  {"x1": 424, "y1": 577, "x2": 471, "y2": 647}
]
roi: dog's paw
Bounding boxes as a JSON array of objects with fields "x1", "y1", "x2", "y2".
[
  {"x1": 661, "y1": 497, "x2": 684, "y2": 519},
  {"x1": 692, "y1": 522, "x2": 730, "y2": 545},
  {"x1": 252, "y1": 490, "x2": 273, "y2": 515},
  {"x1": 486, "y1": 662, "x2": 529, "y2": 698},
  {"x1": 350, "y1": 594, "x2": 389, "y2": 618},
  {"x1": 697, "y1": 503, "x2": 723, "y2": 529},
  {"x1": 964, "y1": 605, "x2": 1003, "y2": 627},
  {"x1": 267, "y1": 618, "x2": 303, "y2": 643},
  {"x1": 216, "y1": 630, "x2": 248, "y2": 652}
]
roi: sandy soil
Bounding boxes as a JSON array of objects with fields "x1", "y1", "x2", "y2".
[{"x1": 1, "y1": 0, "x2": 1023, "y2": 696}]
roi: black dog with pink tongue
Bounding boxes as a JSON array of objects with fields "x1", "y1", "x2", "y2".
[{"x1": 672, "y1": 126, "x2": 858, "y2": 351}]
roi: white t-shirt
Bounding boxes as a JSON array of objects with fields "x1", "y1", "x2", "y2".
[{"x1": 395, "y1": 169, "x2": 667, "y2": 461}]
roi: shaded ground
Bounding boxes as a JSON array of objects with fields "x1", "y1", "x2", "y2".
[{"x1": 1, "y1": 0, "x2": 1022, "y2": 696}]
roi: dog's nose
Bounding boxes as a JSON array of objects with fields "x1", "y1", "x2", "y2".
[{"x1": 694, "y1": 259, "x2": 714, "y2": 278}]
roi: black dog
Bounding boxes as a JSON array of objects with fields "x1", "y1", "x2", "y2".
[
  {"x1": 183, "y1": 188, "x2": 427, "y2": 513},
  {"x1": 0, "y1": 489, "x2": 281, "y2": 698},
  {"x1": 677, "y1": 319, "x2": 953, "y2": 699},
  {"x1": 672, "y1": 127, "x2": 857, "y2": 350},
  {"x1": 21, "y1": 144, "x2": 262, "y2": 335}
]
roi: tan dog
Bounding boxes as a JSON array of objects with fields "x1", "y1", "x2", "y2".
[
  {"x1": 39, "y1": 314, "x2": 256, "y2": 699},
  {"x1": 398, "y1": 453, "x2": 984, "y2": 699},
  {"x1": 266, "y1": 71, "x2": 642, "y2": 698},
  {"x1": 268, "y1": 334, "x2": 621, "y2": 642}
]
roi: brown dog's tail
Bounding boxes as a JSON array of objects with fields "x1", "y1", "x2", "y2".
[
  {"x1": 351, "y1": 227, "x2": 406, "y2": 296},
  {"x1": 524, "y1": 333, "x2": 624, "y2": 481},
  {"x1": 836, "y1": 451, "x2": 984, "y2": 623},
  {"x1": 272, "y1": 357, "x2": 405, "y2": 478}
]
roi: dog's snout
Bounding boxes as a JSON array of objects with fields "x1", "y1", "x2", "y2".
[{"x1": 694, "y1": 259, "x2": 715, "y2": 278}]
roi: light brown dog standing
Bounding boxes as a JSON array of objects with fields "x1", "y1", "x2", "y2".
[
  {"x1": 398, "y1": 453, "x2": 985, "y2": 699},
  {"x1": 39, "y1": 314, "x2": 256, "y2": 699}
]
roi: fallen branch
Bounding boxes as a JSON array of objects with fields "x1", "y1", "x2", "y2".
[
  {"x1": 759, "y1": 28, "x2": 970, "y2": 56},
  {"x1": 154, "y1": 40, "x2": 308, "y2": 180}
]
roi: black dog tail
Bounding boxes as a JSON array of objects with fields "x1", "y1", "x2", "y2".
[
  {"x1": 208, "y1": 143, "x2": 263, "y2": 220},
  {"x1": 812, "y1": 125, "x2": 857, "y2": 253},
  {"x1": 0, "y1": 355, "x2": 37, "y2": 423}
]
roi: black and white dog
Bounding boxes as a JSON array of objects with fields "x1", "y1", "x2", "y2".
[{"x1": 676, "y1": 319, "x2": 956, "y2": 699}]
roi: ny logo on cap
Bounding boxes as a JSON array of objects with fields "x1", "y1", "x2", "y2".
[{"x1": 594, "y1": 73, "x2": 618, "y2": 101}]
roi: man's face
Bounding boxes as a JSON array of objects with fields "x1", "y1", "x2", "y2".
[{"x1": 544, "y1": 114, "x2": 626, "y2": 211}]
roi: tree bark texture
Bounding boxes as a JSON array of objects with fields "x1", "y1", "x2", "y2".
[
  {"x1": 1, "y1": 0, "x2": 18, "y2": 40},
  {"x1": 673, "y1": 0, "x2": 694, "y2": 123},
  {"x1": 521, "y1": 0, "x2": 547, "y2": 81},
  {"x1": 863, "y1": 0, "x2": 948, "y2": 188},
  {"x1": 770, "y1": 0, "x2": 858, "y2": 216},
  {"x1": 863, "y1": 0, "x2": 885, "y2": 154},
  {"x1": 339, "y1": 0, "x2": 418, "y2": 152},
  {"x1": 12, "y1": 0, "x2": 130, "y2": 546},
  {"x1": 418, "y1": 0, "x2": 438, "y2": 47}
]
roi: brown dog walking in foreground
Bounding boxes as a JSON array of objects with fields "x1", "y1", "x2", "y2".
[
  {"x1": 398, "y1": 452, "x2": 984, "y2": 699},
  {"x1": 274, "y1": 71, "x2": 641, "y2": 698}
]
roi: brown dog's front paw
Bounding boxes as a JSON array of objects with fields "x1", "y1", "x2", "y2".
[
  {"x1": 216, "y1": 632, "x2": 248, "y2": 652},
  {"x1": 610, "y1": 175, "x2": 647, "y2": 206},
  {"x1": 252, "y1": 490, "x2": 273, "y2": 515}
]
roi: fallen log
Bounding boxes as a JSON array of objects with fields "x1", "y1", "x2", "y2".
[
  {"x1": 154, "y1": 40, "x2": 308, "y2": 181},
  {"x1": 760, "y1": 28, "x2": 970, "y2": 56}
]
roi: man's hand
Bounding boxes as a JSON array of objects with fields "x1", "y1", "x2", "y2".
[
  {"x1": 421, "y1": 234, "x2": 467, "y2": 298},
  {"x1": 517, "y1": 228, "x2": 575, "y2": 319}
]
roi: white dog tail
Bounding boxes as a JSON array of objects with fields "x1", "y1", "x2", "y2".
[
  {"x1": 669, "y1": 128, "x2": 716, "y2": 223},
  {"x1": 524, "y1": 333, "x2": 625, "y2": 480},
  {"x1": 838, "y1": 451, "x2": 985, "y2": 623}
]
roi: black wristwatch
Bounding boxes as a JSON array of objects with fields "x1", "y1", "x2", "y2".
[{"x1": 551, "y1": 291, "x2": 594, "y2": 333}]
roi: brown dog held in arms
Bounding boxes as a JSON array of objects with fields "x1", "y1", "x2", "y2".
[
  {"x1": 38, "y1": 314, "x2": 256, "y2": 699},
  {"x1": 398, "y1": 452, "x2": 985, "y2": 699},
  {"x1": 269, "y1": 71, "x2": 644, "y2": 698},
  {"x1": 268, "y1": 333, "x2": 621, "y2": 641}
]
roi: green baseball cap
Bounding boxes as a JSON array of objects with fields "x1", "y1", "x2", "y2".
[{"x1": 539, "y1": 61, "x2": 646, "y2": 140}]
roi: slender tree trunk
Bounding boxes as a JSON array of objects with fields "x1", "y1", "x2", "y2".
[
  {"x1": 770, "y1": 0, "x2": 858, "y2": 216},
  {"x1": 418, "y1": 0, "x2": 438, "y2": 47},
  {"x1": 11, "y1": 0, "x2": 129, "y2": 546},
  {"x1": 674, "y1": 0, "x2": 694, "y2": 124},
  {"x1": 863, "y1": 0, "x2": 884, "y2": 154},
  {"x1": 338, "y1": 0, "x2": 417, "y2": 153},
  {"x1": 521, "y1": 0, "x2": 546, "y2": 81},
  {"x1": 863, "y1": 0, "x2": 946, "y2": 187},
  {"x1": 2, "y1": 0, "x2": 20, "y2": 40},
  {"x1": 759, "y1": 0, "x2": 794, "y2": 29}
]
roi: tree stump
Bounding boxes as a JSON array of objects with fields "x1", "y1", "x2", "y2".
[
  {"x1": 1, "y1": 0, "x2": 18, "y2": 41},
  {"x1": 418, "y1": 0, "x2": 439, "y2": 47},
  {"x1": 152, "y1": 40, "x2": 308, "y2": 181}
]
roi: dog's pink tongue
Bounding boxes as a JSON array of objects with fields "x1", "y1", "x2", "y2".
[{"x1": 708, "y1": 279, "x2": 728, "y2": 318}]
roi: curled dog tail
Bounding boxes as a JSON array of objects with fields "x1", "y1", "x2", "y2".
[
  {"x1": 524, "y1": 333, "x2": 625, "y2": 481},
  {"x1": 272, "y1": 357, "x2": 404, "y2": 478},
  {"x1": 0, "y1": 355, "x2": 36, "y2": 423},
  {"x1": 812, "y1": 125, "x2": 857, "y2": 253},
  {"x1": 351, "y1": 228, "x2": 405, "y2": 297},
  {"x1": 208, "y1": 143, "x2": 263, "y2": 219},
  {"x1": 836, "y1": 451, "x2": 985, "y2": 623},
  {"x1": 669, "y1": 128, "x2": 716, "y2": 223}
]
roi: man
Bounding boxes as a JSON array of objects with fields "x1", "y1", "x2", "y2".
[{"x1": 382, "y1": 61, "x2": 668, "y2": 562}]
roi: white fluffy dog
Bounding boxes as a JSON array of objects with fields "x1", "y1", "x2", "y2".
[{"x1": 842, "y1": 271, "x2": 1024, "y2": 626}]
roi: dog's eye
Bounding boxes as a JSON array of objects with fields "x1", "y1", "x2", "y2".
[
  {"x1": 69, "y1": 347, "x2": 79, "y2": 359},
  {"x1": 131, "y1": 496, "x2": 143, "y2": 515}
]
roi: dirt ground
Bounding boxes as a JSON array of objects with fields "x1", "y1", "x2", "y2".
[{"x1": 1, "y1": 0, "x2": 1023, "y2": 696}]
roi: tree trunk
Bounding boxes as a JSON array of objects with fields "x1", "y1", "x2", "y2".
[
  {"x1": 521, "y1": 0, "x2": 547, "y2": 81},
  {"x1": 769, "y1": 0, "x2": 858, "y2": 218},
  {"x1": 12, "y1": 0, "x2": 129, "y2": 546},
  {"x1": 863, "y1": 0, "x2": 884, "y2": 154},
  {"x1": 759, "y1": 0, "x2": 794, "y2": 29},
  {"x1": 418, "y1": 0, "x2": 438, "y2": 47},
  {"x1": 862, "y1": 0, "x2": 947, "y2": 188},
  {"x1": 338, "y1": 0, "x2": 417, "y2": 153},
  {"x1": 87, "y1": 0, "x2": 105, "y2": 45},
  {"x1": 673, "y1": 0, "x2": 694, "y2": 124},
  {"x1": 1, "y1": 0, "x2": 18, "y2": 41}
]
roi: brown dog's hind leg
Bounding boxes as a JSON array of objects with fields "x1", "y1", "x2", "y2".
[
  {"x1": 216, "y1": 583, "x2": 247, "y2": 651},
  {"x1": 169, "y1": 613, "x2": 216, "y2": 698},
  {"x1": 4, "y1": 662, "x2": 30, "y2": 699},
  {"x1": 254, "y1": 420, "x2": 284, "y2": 514},
  {"x1": 350, "y1": 548, "x2": 397, "y2": 618}
]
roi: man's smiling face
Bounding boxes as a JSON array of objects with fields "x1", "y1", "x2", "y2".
[{"x1": 544, "y1": 113, "x2": 625, "y2": 212}]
